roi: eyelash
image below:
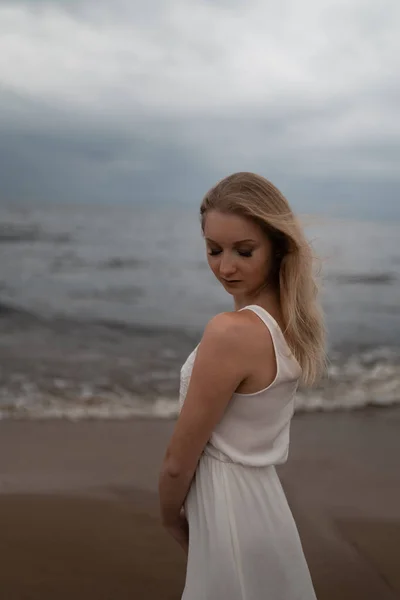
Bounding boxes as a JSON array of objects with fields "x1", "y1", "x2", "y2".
[{"x1": 208, "y1": 250, "x2": 253, "y2": 258}]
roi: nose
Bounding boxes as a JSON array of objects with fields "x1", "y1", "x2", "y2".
[{"x1": 219, "y1": 252, "x2": 238, "y2": 278}]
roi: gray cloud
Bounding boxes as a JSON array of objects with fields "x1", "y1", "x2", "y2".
[{"x1": 0, "y1": 0, "x2": 399, "y2": 217}]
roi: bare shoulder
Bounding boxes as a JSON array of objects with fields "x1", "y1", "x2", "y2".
[
  {"x1": 201, "y1": 310, "x2": 251, "y2": 348},
  {"x1": 209, "y1": 309, "x2": 276, "y2": 395},
  {"x1": 198, "y1": 309, "x2": 275, "y2": 378},
  {"x1": 203, "y1": 309, "x2": 274, "y2": 353}
]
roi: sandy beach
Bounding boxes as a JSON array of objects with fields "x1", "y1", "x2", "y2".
[{"x1": 1, "y1": 408, "x2": 399, "y2": 599}]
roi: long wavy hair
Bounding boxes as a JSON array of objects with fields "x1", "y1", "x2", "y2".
[{"x1": 199, "y1": 171, "x2": 326, "y2": 386}]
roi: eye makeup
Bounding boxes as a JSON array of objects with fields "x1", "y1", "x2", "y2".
[{"x1": 207, "y1": 249, "x2": 253, "y2": 257}]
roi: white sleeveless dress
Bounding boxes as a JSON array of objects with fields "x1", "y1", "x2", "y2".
[{"x1": 178, "y1": 305, "x2": 317, "y2": 600}]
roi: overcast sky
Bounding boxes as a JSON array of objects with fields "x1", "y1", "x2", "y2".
[{"x1": 0, "y1": 0, "x2": 399, "y2": 217}]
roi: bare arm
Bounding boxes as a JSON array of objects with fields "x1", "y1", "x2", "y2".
[{"x1": 158, "y1": 312, "x2": 250, "y2": 528}]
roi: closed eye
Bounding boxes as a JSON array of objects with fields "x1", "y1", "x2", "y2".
[{"x1": 208, "y1": 250, "x2": 253, "y2": 258}]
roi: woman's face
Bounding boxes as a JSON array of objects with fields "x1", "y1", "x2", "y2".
[{"x1": 203, "y1": 210, "x2": 274, "y2": 297}]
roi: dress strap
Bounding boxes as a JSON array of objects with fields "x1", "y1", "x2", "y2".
[
  {"x1": 238, "y1": 305, "x2": 280, "y2": 340},
  {"x1": 238, "y1": 305, "x2": 301, "y2": 377},
  {"x1": 235, "y1": 304, "x2": 281, "y2": 393}
]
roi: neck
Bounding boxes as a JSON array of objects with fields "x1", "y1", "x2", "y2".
[{"x1": 234, "y1": 288, "x2": 281, "y2": 316}]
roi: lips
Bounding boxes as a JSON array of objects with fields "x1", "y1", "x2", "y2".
[{"x1": 222, "y1": 278, "x2": 241, "y2": 283}]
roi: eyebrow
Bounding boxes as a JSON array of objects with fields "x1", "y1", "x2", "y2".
[{"x1": 205, "y1": 238, "x2": 257, "y2": 245}]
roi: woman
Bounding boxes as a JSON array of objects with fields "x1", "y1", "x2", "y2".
[{"x1": 159, "y1": 172, "x2": 325, "y2": 599}]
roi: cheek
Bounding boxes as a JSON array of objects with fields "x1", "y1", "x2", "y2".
[
  {"x1": 251, "y1": 255, "x2": 271, "y2": 277},
  {"x1": 207, "y1": 256, "x2": 218, "y2": 274}
]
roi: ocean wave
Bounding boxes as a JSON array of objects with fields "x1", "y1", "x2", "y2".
[
  {"x1": 0, "y1": 300, "x2": 38, "y2": 320},
  {"x1": 0, "y1": 390, "x2": 179, "y2": 421},
  {"x1": 71, "y1": 285, "x2": 144, "y2": 302},
  {"x1": 0, "y1": 223, "x2": 71, "y2": 244},
  {"x1": 0, "y1": 301, "x2": 23, "y2": 317},
  {"x1": 100, "y1": 257, "x2": 148, "y2": 269},
  {"x1": 49, "y1": 254, "x2": 148, "y2": 273},
  {"x1": 333, "y1": 272, "x2": 397, "y2": 285},
  {"x1": 296, "y1": 346, "x2": 400, "y2": 411},
  {"x1": 0, "y1": 297, "x2": 192, "y2": 340},
  {"x1": 0, "y1": 346, "x2": 399, "y2": 420},
  {"x1": 51, "y1": 252, "x2": 86, "y2": 271}
]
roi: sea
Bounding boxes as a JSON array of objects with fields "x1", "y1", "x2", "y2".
[{"x1": 1, "y1": 201, "x2": 399, "y2": 420}]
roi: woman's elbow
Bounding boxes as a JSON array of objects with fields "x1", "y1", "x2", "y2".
[{"x1": 161, "y1": 451, "x2": 196, "y2": 480}]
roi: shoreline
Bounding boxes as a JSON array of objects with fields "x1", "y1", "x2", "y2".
[{"x1": 1, "y1": 409, "x2": 399, "y2": 599}]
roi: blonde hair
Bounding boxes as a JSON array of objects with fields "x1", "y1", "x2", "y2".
[{"x1": 199, "y1": 172, "x2": 326, "y2": 386}]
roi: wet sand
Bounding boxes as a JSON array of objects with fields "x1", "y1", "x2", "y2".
[{"x1": 0, "y1": 408, "x2": 399, "y2": 599}]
